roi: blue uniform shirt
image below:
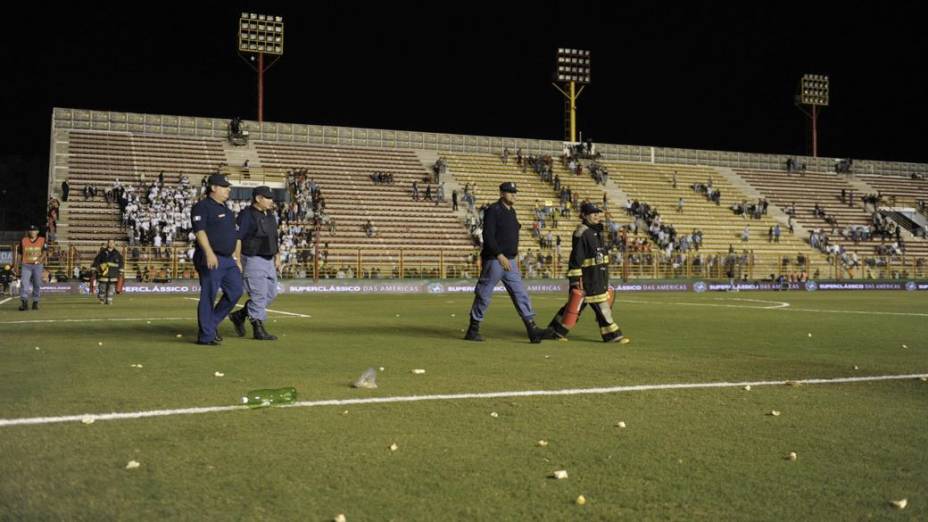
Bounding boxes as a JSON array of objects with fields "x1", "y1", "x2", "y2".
[
  {"x1": 191, "y1": 197, "x2": 237, "y2": 260},
  {"x1": 481, "y1": 200, "x2": 521, "y2": 260}
]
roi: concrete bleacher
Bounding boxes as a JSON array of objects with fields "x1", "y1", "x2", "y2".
[
  {"x1": 856, "y1": 173, "x2": 928, "y2": 209},
  {"x1": 48, "y1": 123, "x2": 926, "y2": 280},
  {"x1": 602, "y1": 162, "x2": 827, "y2": 271},
  {"x1": 735, "y1": 169, "x2": 928, "y2": 259},
  {"x1": 254, "y1": 142, "x2": 474, "y2": 273},
  {"x1": 56, "y1": 131, "x2": 226, "y2": 259}
]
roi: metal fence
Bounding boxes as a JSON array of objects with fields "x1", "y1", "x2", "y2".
[{"x1": 16, "y1": 243, "x2": 927, "y2": 284}]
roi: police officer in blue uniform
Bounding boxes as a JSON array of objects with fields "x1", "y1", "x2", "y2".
[
  {"x1": 191, "y1": 174, "x2": 243, "y2": 345},
  {"x1": 464, "y1": 182, "x2": 545, "y2": 343},
  {"x1": 229, "y1": 186, "x2": 279, "y2": 341}
]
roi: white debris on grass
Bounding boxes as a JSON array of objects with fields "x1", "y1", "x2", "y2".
[
  {"x1": 389, "y1": 443, "x2": 398, "y2": 452},
  {"x1": 536, "y1": 440, "x2": 548, "y2": 447},
  {"x1": 768, "y1": 410, "x2": 782, "y2": 417},
  {"x1": 743, "y1": 385, "x2": 752, "y2": 391},
  {"x1": 125, "y1": 460, "x2": 141, "y2": 470},
  {"x1": 551, "y1": 470, "x2": 568, "y2": 480},
  {"x1": 890, "y1": 499, "x2": 908, "y2": 510},
  {"x1": 411, "y1": 369, "x2": 426, "y2": 375},
  {"x1": 575, "y1": 495, "x2": 587, "y2": 506},
  {"x1": 786, "y1": 452, "x2": 798, "y2": 461},
  {"x1": 490, "y1": 412, "x2": 499, "y2": 418},
  {"x1": 615, "y1": 421, "x2": 626, "y2": 428},
  {"x1": 214, "y1": 371, "x2": 224, "y2": 377},
  {"x1": 81, "y1": 415, "x2": 95, "y2": 425}
]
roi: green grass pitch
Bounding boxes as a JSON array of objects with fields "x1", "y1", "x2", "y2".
[{"x1": 1, "y1": 291, "x2": 926, "y2": 520}]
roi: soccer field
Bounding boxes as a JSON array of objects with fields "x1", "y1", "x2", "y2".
[{"x1": 1, "y1": 291, "x2": 926, "y2": 520}]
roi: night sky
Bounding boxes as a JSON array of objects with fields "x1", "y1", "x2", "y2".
[{"x1": 1, "y1": 2, "x2": 925, "y2": 228}]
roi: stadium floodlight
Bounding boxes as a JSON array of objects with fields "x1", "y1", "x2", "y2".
[
  {"x1": 237, "y1": 12, "x2": 285, "y2": 123},
  {"x1": 552, "y1": 48, "x2": 591, "y2": 143},
  {"x1": 795, "y1": 74, "x2": 829, "y2": 158}
]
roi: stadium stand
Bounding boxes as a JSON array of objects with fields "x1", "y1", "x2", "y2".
[
  {"x1": 735, "y1": 168, "x2": 928, "y2": 276},
  {"x1": 43, "y1": 109, "x2": 928, "y2": 281},
  {"x1": 254, "y1": 142, "x2": 475, "y2": 278},
  {"x1": 603, "y1": 162, "x2": 829, "y2": 277}
]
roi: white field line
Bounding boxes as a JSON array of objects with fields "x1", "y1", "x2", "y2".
[
  {"x1": 619, "y1": 298, "x2": 928, "y2": 316},
  {"x1": 620, "y1": 298, "x2": 788, "y2": 311},
  {"x1": 1, "y1": 373, "x2": 925, "y2": 428},
  {"x1": 715, "y1": 298, "x2": 790, "y2": 309},
  {"x1": 0, "y1": 316, "x2": 302, "y2": 325},
  {"x1": 776, "y1": 307, "x2": 928, "y2": 318},
  {"x1": 183, "y1": 297, "x2": 310, "y2": 318},
  {"x1": 0, "y1": 297, "x2": 11, "y2": 306}
]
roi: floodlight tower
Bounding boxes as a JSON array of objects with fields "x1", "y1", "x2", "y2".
[
  {"x1": 237, "y1": 12, "x2": 284, "y2": 123},
  {"x1": 552, "y1": 48, "x2": 591, "y2": 143},
  {"x1": 795, "y1": 74, "x2": 829, "y2": 158}
]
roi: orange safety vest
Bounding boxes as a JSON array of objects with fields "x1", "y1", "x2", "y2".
[{"x1": 20, "y1": 236, "x2": 46, "y2": 265}]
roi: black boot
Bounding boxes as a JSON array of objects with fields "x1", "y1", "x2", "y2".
[
  {"x1": 463, "y1": 318, "x2": 483, "y2": 342},
  {"x1": 252, "y1": 319, "x2": 277, "y2": 341},
  {"x1": 229, "y1": 307, "x2": 248, "y2": 337},
  {"x1": 523, "y1": 318, "x2": 544, "y2": 344},
  {"x1": 19, "y1": 299, "x2": 27, "y2": 311},
  {"x1": 31, "y1": 301, "x2": 39, "y2": 310}
]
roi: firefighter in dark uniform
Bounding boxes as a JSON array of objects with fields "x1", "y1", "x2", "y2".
[
  {"x1": 191, "y1": 174, "x2": 243, "y2": 346},
  {"x1": 92, "y1": 239, "x2": 124, "y2": 305},
  {"x1": 229, "y1": 186, "x2": 279, "y2": 341},
  {"x1": 543, "y1": 202, "x2": 630, "y2": 343}
]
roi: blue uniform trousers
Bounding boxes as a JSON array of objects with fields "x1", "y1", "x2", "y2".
[
  {"x1": 242, "y1": 255, "x2": 278, "y2": 321},
  {"x1": 469, "y1": 257, "x2": 535, "y2": 322},
  {"x1": 196, "y1": 256, "x2": 243, "y2": 343}
]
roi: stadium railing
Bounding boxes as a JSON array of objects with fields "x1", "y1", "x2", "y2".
[{"x1": 22, "y1": 243, "x2": 927, "y2": 283}]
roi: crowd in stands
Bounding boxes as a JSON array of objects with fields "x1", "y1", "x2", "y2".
[
  {"x1": 730, "y1": 198, "x2": 769, "y2": 219},
  {"x1": 834, "y1": 158, "x2": 853, "y2": 174},
  {"x1": 530, "y1": 201, "x2": 562, "y2": 250},
  {"x1": 588, "y1": 161, "x2": 609, "y2": 185},
  {"x1": 432, "y1": 157, "x2": 447, "y2": 181},
  {"x1": 623, "y1": 199, "x2": 703, "y2": 256},
  {"x1": 690, "y1": 178, "x2": 722, "y2": 205},
  {"x1": 411, "y1": 180, "x2": 446, "y2": 204},
  {"x1": 563, "y1": 139, "x2": 600, "y2": 160},
  {"x1": 119, "y1": 176, "x2": 197, "y2": 254},
  {"x1": 370, "y1": 172, "x2": 395, "y2": 184},
  {"x1": 228, "y1": 116, "x2": 248, "y2": 145},
  {"x1": 785, "y1": 157, "x2": 807, "y2": 174}
]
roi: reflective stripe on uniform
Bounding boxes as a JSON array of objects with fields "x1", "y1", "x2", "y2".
[
  {"x1": 566, "y1": 268, "x2": 583, "y2": 277},
  {"x1": 586, "y1": 291, "x2": 610, "y2": 303},
  {"x1": 600, "y1": 323, "x2": 621, "y2": 335},
  {"x1": 581, "y1": 255, "x2": 609, "y2": 267}
]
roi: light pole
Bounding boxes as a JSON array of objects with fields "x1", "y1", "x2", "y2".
[
  {"x1": 552, "y1": 48, "x2": 591, "y2": 143},
  {"x1": 795, "y1": 74, "x2": 829, "y2": 158},
  {"x1": 237, "y1": 12, "x2": 284, "y2": 123}
]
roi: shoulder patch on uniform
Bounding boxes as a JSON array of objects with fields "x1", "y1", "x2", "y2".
[
  {"x1": 574, "y1": 224, "x2": 588, "y2": 238},
  {"x1": 193, "y1": 215, "x2": 202, "y2": 221}
]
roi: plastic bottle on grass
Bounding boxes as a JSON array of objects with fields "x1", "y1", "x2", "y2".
[{"x1": 242, "y1": 387, "x2": 297, "y2": 408}]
